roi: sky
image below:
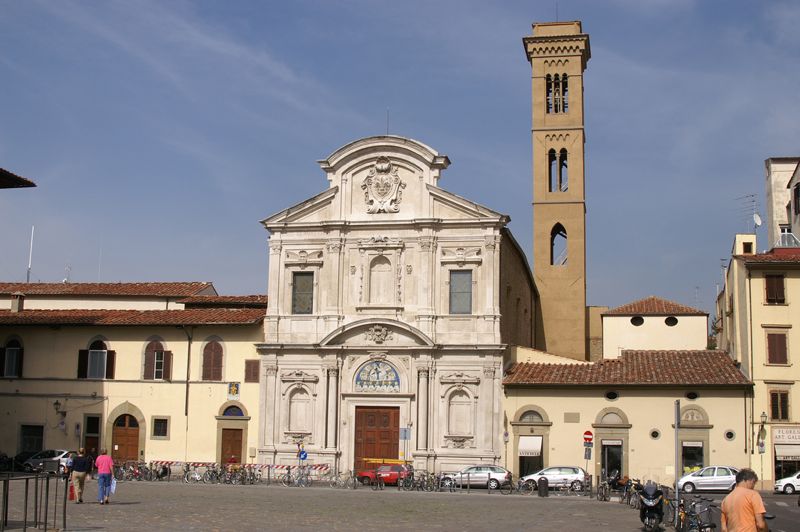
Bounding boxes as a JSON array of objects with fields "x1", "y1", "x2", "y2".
[{"x1": 1, "y1": 0, "x2": 799, "y2": 316}]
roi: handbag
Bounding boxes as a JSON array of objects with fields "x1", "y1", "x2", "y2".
[
  {"x1": 68, "y1": 482, "x2": 75, "y2": 501},
  {"x1": 110, "y1": 476, "x2": 117, "y2": 495}
]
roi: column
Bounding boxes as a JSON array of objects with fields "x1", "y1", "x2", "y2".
[
  {"x1": 417, "y1": 367, "x2": 429, "y2": 451},
  {"x1": 326, "y1": 367, "x2": 338, "y2": 448},
  {"x1": 264, "y1": 364, "x2": 278, "y2": 452}
]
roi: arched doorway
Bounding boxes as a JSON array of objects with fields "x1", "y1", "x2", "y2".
[{"x1": 112, "y1": 414, "x2": 140, "y2": 462}]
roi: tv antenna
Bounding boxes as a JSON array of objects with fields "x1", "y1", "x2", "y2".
[{"x1": 753, "y1": 213, "x2": 762, "y2": 232}]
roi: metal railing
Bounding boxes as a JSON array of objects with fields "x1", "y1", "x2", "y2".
[{"x1": 1, "y1": 469, "x2": 68, "y2": 531}]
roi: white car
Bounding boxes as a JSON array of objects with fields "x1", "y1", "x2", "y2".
[
  {"x1": 521, "y1": 466, "x2": 587, "y2": 490},
  {"x1": 23, "y1": 449, "x2": 75, "y2": 473},
  {"x1": 678, "y1": 466, "x2": 739, "y2": 493},
  {"x1": 774, "y1": 471, "x2": 800, "y2": 494}
]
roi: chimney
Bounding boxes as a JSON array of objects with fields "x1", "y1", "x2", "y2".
[{"x1": 11, "y1": 292, "x2": 25, "y2": 312}]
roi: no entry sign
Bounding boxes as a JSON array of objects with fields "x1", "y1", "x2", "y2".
[{"x1": 583, "y1": 431, "x2": 593, "y2": 443}]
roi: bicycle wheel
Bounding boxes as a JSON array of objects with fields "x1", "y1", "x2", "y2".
[
  {"x1": 280, "y1": 473, "x2": 291, "y2": 487},
  {"x1": 520, "y1": 481, "x2": 534, "y2": 495},
  {"x1": 500, "y1": 480, "x2": 513, "y2": 495}
]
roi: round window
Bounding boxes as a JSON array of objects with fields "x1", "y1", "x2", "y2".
[
  {"x1": 630, "y1": 316, "x2": 644, "y2": 326},
  {"x1": 665, "y1": 316, "x2": 678, "y2": 327},
  {"x1": 605, "y1": 391, "x2": 619, "y2": 401},
  {"x1": 650, "y1": 429, "x2": 661, "y2": 440},
  {"x1": 686, "y1": 391, "x2": 699, "y2": 400},
  {"x1": 724, "y1": 430, "x2": 736, "y2": 441}
]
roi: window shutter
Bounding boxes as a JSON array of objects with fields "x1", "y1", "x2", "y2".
[
  {"x1": 768, "y1": 334, "x2": 787, "y2": 364},
  {"x1": 105, "y1": 350, "x2": 116, "y2": 379},
  {"x1": 163, "y1": 351, "x2": 173, "y2": 381},
  {"x1": 245, "y1": 360, "x2": 259, "y2": 383},
  {"x1": 766, "y1": 276, "x2": 777, "y2": 302},
  {"x1": 78, "y1": 350, "x2": 89, "y2": 379},
  {"x1": 780, "y1": 392, "x2": 789, "y2": 420},
  {"x1": 771, "y1": 392, "x2": 780, "y2": 420},
  {"x1": 213, "y1": 345, "x2": 223, "y2": 381},
  {"x1": 143, "y1": 350, "x2": 155, "y2": 380},
  {"x1": 0, "y1": 348, "x2": 5, "y2": 377},
  {"x1": 17, "y1": 348, "x2": 23, "y2": 378},
  {"x1": 202, "y1": 346, "x2": 212, "y2": 381},
  {"x1": 776, "y1": 275, "x2": 785, "y2": 303}
]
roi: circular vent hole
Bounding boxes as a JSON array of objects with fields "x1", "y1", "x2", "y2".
[
  {"x1": 665, "y1": 316, "x2": 678, "y2": 327},
  {"x1": 605, "y1": 391, "x2": 619, "y2": 401},
  {"x1": 650, "y1": 429, "x2": 661, "y2": 440},
  {"x1": 630, "y1": 316, "x2": 644, "y2": 326},
  {"x1": 724, "y1": 430, "x2": 736, "y2": 441},
  {"x1": 686, "y1": 392, "x2": 699, "y2": 400}
]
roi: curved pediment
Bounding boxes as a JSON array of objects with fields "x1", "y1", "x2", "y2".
[{"x1": 319, "y1": 318, "x2": 434, "y2": 347}]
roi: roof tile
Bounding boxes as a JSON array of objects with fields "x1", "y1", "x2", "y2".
[
  {"x1": 0, "y1": 282, "x2": 214, "y2": 297},
  {"x1": 604, "y1": 296, "x2": 706, "y2": 316},
  {"x1": 0, "y1": 308, "x2": 264, "y2": 326}
]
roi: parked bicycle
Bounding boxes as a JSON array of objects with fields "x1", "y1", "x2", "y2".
[{"x1": 500, "y1": 476, "x2": 535, "y2": 495}]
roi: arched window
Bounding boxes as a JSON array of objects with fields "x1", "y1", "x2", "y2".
[
  {"x1": 2, "y1": 338, "x2": 23, "y2": 378},
  {"x1": 548, "y1": 149, "x2": 557, "y2": 192},
  {"x1": 553, "y1": 74, "x2": 562, "y2": 113},
  {"x1": 368, "y1": 255, "x2": 392, "y2": 304},
  {"x1": 550, "y1": 224, "x2": 567, "y2": 266},
  {"x1": 223, "y1": 406, "x2": 244, "y2": 417},
  {"x1": 558, "y1": 148, "x2": 568, "y2": 191},
  {"x1": 600, "y1": 411, "x2": 624, "y2": 425},
  {"x1": 561, "y1": 73, "x2": 569, "y2": 112},
  {"x1": 79, "y1": 340, "x2": 115, "y2": 380},
  {"x1": 288, "y1": 388, "x2": 310, "y2": 432},
  {"x1": 447, "y1": 390, "x2": 473, "y2": 435},
  {"x1": 144, "y1": 340, "x2": 172, "y2": 381},
  {"x1": 519, "y1": 410, "x2": 544, "y2": 423},
  {"x1": 202, "y1": 341, "x2": 223, "y2": 381},
  {"x1": 545, "y1": 74, "x2": 553, "y2": 113}
]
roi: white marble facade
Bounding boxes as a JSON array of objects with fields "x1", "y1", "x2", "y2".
[{"x1": 257, "y1": 136, "x2": 515, "y2": 473}]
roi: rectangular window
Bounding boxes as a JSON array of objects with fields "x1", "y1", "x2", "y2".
[
  {"x1": 765, "y1": 275, "x2": 786, "y2": 304},
  {"x1": 742, "y1": 242, "x2": 753, "y2": 254},
  {"x1": 4, "y1": 347, "x2": 20, "y2": 377},
  {"x1": 449, "y1": 270, "x2": 473, "y2": 315},
  {"x1": 154, "y1": 351, "x2": 164, "y2": 380},
  {"x1": 767, "y1": 333, "x2": 788, "y2": 365},
  {"x1": 770, "y1": 390, "x2": 790, "y2": 421},
  {"x1": 19, "y1": 425, "x2": 44, "y2": 452},
  {"x1": 88, "y1": 350, "x2": 107, "y2": 379},
  {"x1": 152, "y1": 418, "x2": 169, "y2": 439},
  {"x1": 794, "y1": 184, "x2": 800, "y2": 216},
  {"x1": 291, "y1": 272, "x2": 314, "y2": 314},
  {"x1": 244, "y1": 359, "x2": 260, "y2": 383}
]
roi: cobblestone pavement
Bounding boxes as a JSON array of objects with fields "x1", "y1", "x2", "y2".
[{"x1": 4, "y1": 479, "x2": 650, "y2": 531}]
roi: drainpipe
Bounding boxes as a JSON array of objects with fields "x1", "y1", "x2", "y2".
[
  {"x1": 747, "y1": 270, "x2": 754, "y2": 456},
  {"x1": 178, "y1": 326, "x2": 194, "y2": 462}
]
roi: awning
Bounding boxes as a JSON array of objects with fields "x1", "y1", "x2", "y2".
[
  {"x1": 519, "y1": 435, "x2": 542, "y2": 457},
  {"x1": 775, "y1": 444, "x2": 800, "y2": 461}
]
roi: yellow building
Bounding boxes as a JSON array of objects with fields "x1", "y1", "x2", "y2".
[{"x1": 0, "y1": 283, "x2": 265, "y2": 464}]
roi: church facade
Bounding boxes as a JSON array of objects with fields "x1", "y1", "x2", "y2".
[{"x1": 257, "y1": 136, "x2": 534, "y2": 472}]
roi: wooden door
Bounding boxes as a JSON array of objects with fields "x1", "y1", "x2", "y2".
[
  {"x1": 221, "y1": 429, "x2": 243, "y2": 464},
  {"x1": 353, "y1": 407, "x2": 399, "y2": 471},
  {"x1": 112, "y1": 415, "x2": 139, "y2": 462}
]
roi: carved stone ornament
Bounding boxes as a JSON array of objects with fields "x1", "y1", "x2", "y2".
[
  {"x1": 280, "y1": 370, "x2": 320, "y2": 383},
  {"x1": 357, "y1": 236, "x2": 404, "y2": 249},
  {"x1": 361, "y1": 157, "x2": 406, "y2": 214},
  {"x1": 406, "y1": 265, "x2": 413, "y2": 275},
  {"x1": 441, "y1": 247, "x2": 482, "y2": 266},
  {"x1": 285, "y1": 250, "x2": 324, "y2": 269},
  {"x1": 440, "y1": 372, "x2": 481, "y2": 386},
  {"x1": 444, "y1": 435, "x2": 473, "y2": 449},
  {"x1": 365, "y1": 325, "x2": 393, "y2": 344}
]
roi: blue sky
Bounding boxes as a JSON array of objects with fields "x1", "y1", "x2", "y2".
[{"x1": 1, "y1": 0, "x2": 798, "y2": 315}]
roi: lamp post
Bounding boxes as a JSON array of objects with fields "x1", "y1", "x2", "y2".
[{"x1": 758, "y1": 411, "x2": 767, "y2": 486}]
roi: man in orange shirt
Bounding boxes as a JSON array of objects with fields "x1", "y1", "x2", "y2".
[{"x1": 721, "y1": 468, "x2": 767, "y2": 532}]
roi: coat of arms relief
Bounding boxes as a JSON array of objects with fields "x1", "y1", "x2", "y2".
[{"x1": 361, "y1": 156, "x2": 406, "y2": 214}]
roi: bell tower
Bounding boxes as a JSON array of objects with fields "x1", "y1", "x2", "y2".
[{"x1": 524, "y1": 21, "x2": 591, "y2": 361}]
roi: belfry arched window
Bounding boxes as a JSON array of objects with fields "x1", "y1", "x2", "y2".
[
  {"x1": 550, "y1": 224, "x2": 567, "y2": 266},
  {"x1": 558, "y1": 149, "x2": 568, "y2": 191},
  {"x1": 546, "y1": 73, "x2": 569, "y2": 114}
]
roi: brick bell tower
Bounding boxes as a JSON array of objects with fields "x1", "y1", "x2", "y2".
[{"x1": 524, "y1": 21, "x2": 591, "y2": 361}]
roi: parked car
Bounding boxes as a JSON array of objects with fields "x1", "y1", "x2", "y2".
[
  {"x1": 775, "y1": 471, "x2": 800, "y2": 495},
  {"x1": 357, "y1": 464, "x2": 412, "y2": 485},
  {"x1": 0, "y1": 453, "x2": 11, "y2": 471},
  {"x1": 23, "y1": 449, "x2": 75, "y2": 473},
  {"x1": 12, "y1": 451, "x2": 39, "y2": 471},
  {"x1": 443, "y1": 465, "x2": 511, "y2": 490},
  {"x1": 521, "y1": 465, "x2": 588, "y2": 490},
  {"x1": 678, "y1": 466, "x2": 739, "y2": 493}
]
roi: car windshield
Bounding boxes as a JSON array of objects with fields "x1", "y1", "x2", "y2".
[{"x1": 377, "y1": 466, "x2": 392, "y2": 472}]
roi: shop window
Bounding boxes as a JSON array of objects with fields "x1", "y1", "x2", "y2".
[
  {"x1": 291, "y1": 272, "x2": 314, "y2": 314},
  {"x1": 1, "y1": 339, "x2": 23, "y2": 378},
  {"x1": 770, "y1": 390, "x2": 790, "y2": 421},
  {"x1": 765, "y1": 275, "x2": 786, "y2": 304},
  {"x1": 681, "y1": 442, "x2": 704, "y2": 474}
]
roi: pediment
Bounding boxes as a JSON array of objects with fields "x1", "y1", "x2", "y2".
[
  {"x1": 428, "y1": 185, "x2": 508, "y2": 222},
  {"x1": 260, "y1": 187, "x2": 338, "y2": 227},
  {"x1": 320, "y1": 319, "x2": 433, "y2": 347}
]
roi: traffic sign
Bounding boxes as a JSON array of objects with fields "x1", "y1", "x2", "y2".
[
  {"x1": 299, "y1": 450, "x2": 308, "y2": 460},
  {"x1": 583, "y1": 442, "x2": 593, "y2": 448},
  {"x1": 583, "y1": 430, "x2": 593, "y2": 443},
  {"x1": 584, "y1": 447, "x2": 592, "y2": 460}
]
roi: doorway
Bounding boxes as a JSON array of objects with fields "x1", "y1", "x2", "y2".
[
  {"x1": 221, "y1": 428, "x2": 243, "y2": 464},
  {"x1": 84, "y1": 415, "x2": 101, "y2": 456},
  {"x1": 353, "y1": 406, "x2": 399, "y2": 471},
  {"x1": 112, "y1": 414, "x2": 140, "y2": 461},
  {"x1": 601, "y1": 440, "x2": 623, "y2": 477}
]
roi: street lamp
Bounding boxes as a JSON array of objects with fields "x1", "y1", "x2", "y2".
[{"x1": 53, "y1": 399, "x2": 61, "y2": 413}]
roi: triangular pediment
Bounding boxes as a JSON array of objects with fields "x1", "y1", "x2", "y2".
[
  {"x1": 320, "y1": 319, "x2": 433, "y2": 347},
  {"x1": 260, "y1": 187, "x2": 338, "y2": 226},
  {"x1": 427, "y1": 185, "x2": 508, "y2": 222}
]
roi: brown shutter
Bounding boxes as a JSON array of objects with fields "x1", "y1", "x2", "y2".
[
  {"x1": 78, "y1": 349, "x2": 89, "y2": 379},
  {"x1": 776, "y1": 275, "x2": 785, "y2": 303},
  {"x1": 105, "y1": 350, "x2": 116, "y2": 379},
  {"x1": 163, "y1": 351, "x2": 173, "y2": 381},
  {"x1": 143, "y1": 349, "x2": 155, "y2": 380},
  {"x1": 245, "y1": 360, "x2": 259, "y2": 383},
  {"x1": 768, "y1": 334, "x2": 787, "y2": 364},
  {"x1": 766, "y1": 276, "x2": 777, "y2": 302},
  {"x1": 780, "y1": 392, "x2": 789, "y2": 420},
  {"x1": 17, "y1": 348, "x2": 23, "y2": 378},
  {"x1": 213, "y1": 343, "x2": 223, "y2": 381},
  {"x1": 202, "y1": 345, "x2": 212, "y2": 381}
]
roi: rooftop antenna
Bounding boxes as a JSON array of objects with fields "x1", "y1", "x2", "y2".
[
  {"x1": 694, "y1": 285, "x2": 700, "y2": 308},
  {"x1": 26, "y1": 225, "x2": 34, "y2": 283},
  {"x1": 753, "y1": 212, "x2": 762, "y2": 233},
  {"x1": 733, "y1": 194, "x2": 758, "y2": 233},
  {"x1": 63, "y1": 263, "x2": 71, "y2": 283}
]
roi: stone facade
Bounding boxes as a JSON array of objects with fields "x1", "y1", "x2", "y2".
[{"x1": 258, "y1": 136, "x2": 533, "y2": 472}]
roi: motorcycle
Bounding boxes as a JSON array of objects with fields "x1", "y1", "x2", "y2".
[{"x1": 638, "y1": 482, "x2": 664, "y2": 531}]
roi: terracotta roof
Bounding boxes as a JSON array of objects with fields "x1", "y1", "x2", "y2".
[
  {"x1": 178, "y1": 295, "x2": 268, "y2": 308},
  {"x1": 0, "y1": 282, "x2": 215, "y2": 297},
  {"x1": 0, "y1": 167, "x2": 36, "y2": 188},
  {"x1": 735, "y1": 249, "x2": 800, "y2": 263},
  {"x1": 503, "y1": 350, "x2": 749, "y2": 387},
  {"x1": 0, "y1": 308, "x2": 265, "y2": 326},
  {"x1": 603, "y1": 296, "x2": 706, "y2": 316}
]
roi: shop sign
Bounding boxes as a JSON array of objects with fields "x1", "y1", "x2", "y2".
[{"x1": 773, "y1": 426, "x2": 800, "y2": 444}]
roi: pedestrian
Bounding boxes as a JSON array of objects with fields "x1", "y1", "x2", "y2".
[
  {"x1": 70, "y1": 448, "x2": 91, "y2": 503},
  {"x1": 94, "y1": 449, "x2": 114, "y2": 505},
  {"x1": 720, "y1": 468, "x2": 767, "y2": 532}
]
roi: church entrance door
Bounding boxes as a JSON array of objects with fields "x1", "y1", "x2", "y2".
[{"x1": 353, "y1": 407, "x2": 399, "y2": 471}]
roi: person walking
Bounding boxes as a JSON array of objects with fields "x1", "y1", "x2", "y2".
[
  {"x1": 94, "y1": 449, "x2": 114, "y2": 505},
  {"x1": 720, "y1": 468, "x2": 767, "y2": 532},
  {"x1": 70, "y1": 448, "x2": 91, "y2": 503}
]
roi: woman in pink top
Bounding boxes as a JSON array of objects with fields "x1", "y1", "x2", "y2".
[{"x1": 94, "y1": 450, "x2": 114, "y2": 505}]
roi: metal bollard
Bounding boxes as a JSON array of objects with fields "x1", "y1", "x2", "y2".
[{"x1": 538, "y1": 476, "x2": 549, "y2": 497}]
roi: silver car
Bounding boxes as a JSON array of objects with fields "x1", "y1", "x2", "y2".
[
  {"x1": 678, "y1": 466, "x2": 739, "y2": 493},
  {"x1": 23, "y1": 449, "x2": 75, "y2": 473},
  {"x1": 774, "y1": 471, "x2": 800, "y2": 494},
  {"x1": 521, "y1": 466, "x2": 587, "y2": 490},
  {"x1": 445, "y1": 464, "x2": 511, "y2": 490}
]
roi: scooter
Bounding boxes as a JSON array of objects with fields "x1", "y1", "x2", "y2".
[{"x1": 638, "y1": 482, "x2": 664, "y2": 531}]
